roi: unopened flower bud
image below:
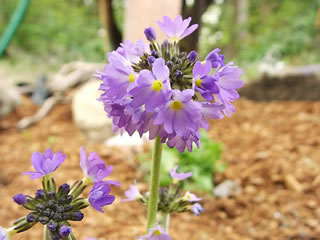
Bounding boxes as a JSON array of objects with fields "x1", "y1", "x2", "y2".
[
  {"x1": 151, "y1": 50, "x2": 160, "y2": 58},
  {"x1": 35, "y1": 189, "x2": 46, "y2": 199},
  {"x1": 39, "y1": 216, "x2": 49, "y2": 224},
  {"x1": 59, "y1": 225, "x2": 72, "y2": 237},
  {"x1": 187, "y1": 51, "x2": 197, "y2": 62},
  {"x1": 175, "y1": 70, "x2": 183, "y2": 79},
  {"x1": 166, "y1": 61, "x2": 173, "y2": 69},
  {"x1": 144, "y1": 27, "x2": 156, "y2": 41},
  {"x1": 58, "y1": 183, "x2": 70, "y2": 197},
  {"x1": 47, "y1": 220, "x2": 57, "y2": 231},
  {"x1": 26, "y1": 213, "x2": 38, "y2": 222},
  {"x1": 69, "y1": 211, "x2": 84, "y2": 221},
  {"x1": 36, "y1": 203, "x2": 45, "y2": 213},
  {"x1": 147, "y1": 56, "x2": 156, "y2": 66},
  {"x1": 13, "y1": 194, "x2": 27, "y2": 205}
]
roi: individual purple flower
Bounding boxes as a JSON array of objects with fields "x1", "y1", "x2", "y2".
[
  {"x1": 116, "y1": 40, "x2": 149, "y2": 64},
  {"x1": 122, "y1": 184, "x2": 143, "y2": 202},
  {"x1": 205, "y1": 48, "x2": 225, "y2": 68},
  {"x1": 12, "y1": 194, "x2": 26, "y2": 205},
  {"x1": 89, "y1": 181, "x2": 116, "y2": 213},
  {"x1": 35, "y1": 189, "x2": 46, "y2": 199},
  {"x1": 182, "y1": 191, "x2": 202, "y2": 202},
  {"x1": 138, "y1": 225, "x2": 172, "y2": 240},
  {"x1": 193, "y1": 61, "x2": 219, "y2": 101},
  {"x1": 215, "y1": 63, "x2": 244, "y2": 116},
  {"x1": 199, "y1": 102, "x2": 224, "y2": 130},
  {"x1": 166, "y1": 130, "x2": 200, "y2": 153},
  {"x1": 24, "y1": 149, "x2": 66, "y2": 179},
  {"x1": 153, "y1": 89, "x2": 201, "y2": 136},
  {"x1": 0, "y1": 227, "x2": 8, "y2": 240},
  {"x1": 157, "y1": 15, "x2": 198, "y2": 42},
  {"x1": 129, "y1": 58, "x2": 172, "y2": 112},
  {"x1": 98, "y1": 51, "x2": 137, "y2": 100},
  {"x1": 191, "y1": 203, "x2": 204, "y2": 216},
  {"x1": 80, "y1": 147, "x2": 114, "y2": 183},
  {"x1": 59, "y1": 226, "x2": 72, "y2": 237},
  {"x1": 170, "y1": 165, "x2": 192, "y2": 181},
  {"x1": 144, "y1": 27, "x2": 157, "y2": 41}
]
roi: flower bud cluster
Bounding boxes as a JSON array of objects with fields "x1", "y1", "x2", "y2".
[{"x1": 123, "y1": 166, "x2": 203, "y2": 217}]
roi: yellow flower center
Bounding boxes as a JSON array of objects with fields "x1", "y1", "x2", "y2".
[
  {"x1": 195, "y1": 78, "x2": 202, "y2": 87},
  {"x1": 170, "y1": 36, "x2": 180, "y2": 42},
  {"x1": 128, "y1": 73, "x2": 135, "y2": 83},
  {"x1": 186, "y1": 193, "x2": 191, "y2": 200},
  {"x1": 171, "y1": 101, "x2": 183, "y2": 111},
  {"x1": 154, "y1": 230, "x2": 161, "y2": 236},
  {"x1": 152, "y1": 80, "x2": 163, "y2": 92}
]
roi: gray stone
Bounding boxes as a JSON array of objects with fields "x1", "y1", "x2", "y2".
[
  {"x1": 0, "y1": 83, "x2": 21, "y2": 118},
  {"x1": 214, "y1": 179, "x2": 242, "y2": 198},
  {"x1": 72, "y1": 80, "x2": 113, "y2": 143}
]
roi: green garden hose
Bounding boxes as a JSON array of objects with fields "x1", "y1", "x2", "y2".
[{"x1": 0, "y1": 0, "x2": 30, "y2": 58}]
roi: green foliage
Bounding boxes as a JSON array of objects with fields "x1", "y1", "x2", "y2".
[
  {"x1": 139, "y1": 131, "x2": 225, "y2": 193},
  {"x1": 199, "y1": 0, "x2": 320, "y2": 66},
  {"x1": 0, "y1": 0, "x2": 105, "y2": 63}
]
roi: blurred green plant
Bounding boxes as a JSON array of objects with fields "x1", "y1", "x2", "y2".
[{"x1": 139, "y1": 131, "x2": 226, "y2": 193}]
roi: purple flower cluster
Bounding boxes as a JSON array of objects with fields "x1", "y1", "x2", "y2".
[{"x1": 97, "y1": 15, "x2": 243, "y2": 152}]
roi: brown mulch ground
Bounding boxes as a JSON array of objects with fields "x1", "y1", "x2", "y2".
[{"x1": 0, "y1": 96, "x2": 320, "y2": 240}]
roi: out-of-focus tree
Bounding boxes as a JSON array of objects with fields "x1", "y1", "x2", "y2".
[{"x1": 181, "y1": 0, "x2": 215, "y2": 52}]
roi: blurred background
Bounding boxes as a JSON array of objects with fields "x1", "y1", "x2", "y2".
[
  {"x1": 1, "y1": 0, "x2": 319, "y2": 81},
  {"x1": 1, "y1": 1, "x2": 320, "y2": 239}
]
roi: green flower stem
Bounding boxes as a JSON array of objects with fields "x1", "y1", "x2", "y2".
[
  {"x1": 157, "y1": 212, "x2": 170, "y2": 232},
  {"x1": 146, "y1": 136, "x2": 163, "y2": 231},
  {"x1": 44, "y1": 226, "x2": 50, "y2": 240}
]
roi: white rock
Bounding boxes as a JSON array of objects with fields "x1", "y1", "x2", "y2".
[
  {"x1": 72, "y1": 80, "x2": 113, "y2": 143},
  {"x1": 105, "y1": 132, "x2": 149, "y2": 150},
  {"x1": 0, "y1": 83, "x2": 21, "y2": 118},
  {"x1": 214, "y1": 179, "x2": 242, "y2": 198}
]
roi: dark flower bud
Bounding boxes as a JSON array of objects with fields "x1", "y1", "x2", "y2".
[
  {"x1": 26, "y1": 213, "x2": 38, "y2": 222},
  {"x1": 36, "y1": 203, "x2": 45, "y2": 213},
  {"x1": 69, "y1": 211, "x2": 84, "y2": 221},
  {"x1": 46, "y1": 200, "x2": 55, "y2": 208},
  {"x1": 166, "y1": 61, "x2": 173, "y2": 69},
  {"x1": 62, "y1": 212, "x2": 71, "y2": 220},
  {"x1": 147, "y1": 56, "x2": 156, "y2": 66},
  {"x1": 53, "y1": 213, "x2": 63, "y2": 222},
  {"x1": 48, "y1": 191, "x2": 56, "y2": 199},
  {"x1": 13, "y1": 194, "x2": 27, "y2": 205},
  {"x1": 59, "y1": 225, "x2": 72, "y2": 237},
  {"x1": 144, "y1": 27, "x2": 156, "y2": 41},
  {"x1": 63, "y1": 205, "x2": 72, "y2": 212},
  {"x1": 42, "y1": 209, "x2": 52, "y2": 217},
  {"x1": 151, "y1": 50, "x2": 160, "y2": 58},
  {"x1": 175, "y1": 70, "x2": 183, "y2": 79},
  {"x1": 58, "y1": 183, "x2": 70, "y2": 197},
  {"x1": 47, "y1": 220, "x2": 58, "y2": 231},
  {"x1": 64, "y1": 195, "x2": 73, "y2": 204},
  {"x1": 35, "y1": 189, "x2": 46, "y2": 199},
  {"x1": 187, "y1": 51, "x2": 198, "y2": 63},
  {"x1": 56, "y1": 205, "x2": 65, "y2": 213},
  {"x1": 39, "y1": 216, "x2": 49, "y2": 224}
]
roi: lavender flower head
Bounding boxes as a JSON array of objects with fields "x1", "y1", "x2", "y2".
[
  {"x1": 170, "y1": 165, "x2": 192, "y2": 182},
  {"x1": 89, "y1": 181, "x2": 116, "y2": 213},
  {"x1": 157, "y1": 15, "x2": 198, "y2": 42},
  {"x1": 0, "y1": 227, "x2": 7, "y2": 240},
  {"x1": 12, "y1": 194, "x2": 27, "y2": 205},
  {"x1": 24, "y1": 149, "x2": 66, "y2": 179},
  {"x1": 80, "y1": 147, "x2": 114, "y2": 183},
  {"x1": 122, "y1": 184, "x2": 143, "y2": 202},
  {"x1": 97, "y1": 15, "x2": 243, "y2": 152},
  {"x1": 138, "y1": 225, "x2": 172, "y2": 240}
]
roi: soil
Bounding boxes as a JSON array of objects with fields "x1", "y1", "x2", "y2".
[{"x1": 0, "y1": 93, "x2": 320, "y2": 240}]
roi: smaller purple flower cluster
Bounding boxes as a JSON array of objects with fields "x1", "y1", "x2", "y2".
[
  {"x1": 123, "y1": 166, "x2": 203, "y2": 217},
  {"x1": 97, "y1": 15, "x2": 244, "y2": 152},
  {"x1": 10, "y1": 148, "x2": 118, "y2": 239}
]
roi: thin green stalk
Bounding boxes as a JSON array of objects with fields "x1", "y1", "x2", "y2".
[
  {"x1": 157, "y1": 211, "x2": 170, "y2": 232},
  {"x1": 146, "y1": 136, "x2": 163, "y2": 231},
  {"x1": 44, "y1": 226, "x2": 50, "y2": 240}
]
